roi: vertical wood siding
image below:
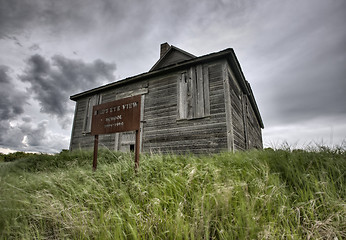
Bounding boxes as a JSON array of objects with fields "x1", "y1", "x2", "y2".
[
  {"x1": 70, "y1": 59, "x2": 262, "y2": 153},
  {"x1": 228, "y1": 71, "x2": 246, "y2": 150},
  {"x1": 143, "y1": 61, "x2": 227, "y2": 154},
  {"x1": 227, "y1": 65, "x2": 263, "y2": 150},
  {"x1": 246, "y1": 99, "x2": 263, "y2": 149},
  {"x1": 154, "y1": 50, "x2": 193, "y2": 69},
  {"x1": 70, "y1": 81, "x2": 147, "y2": 152}
]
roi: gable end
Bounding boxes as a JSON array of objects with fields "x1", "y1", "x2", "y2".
[{"x1": 150, "y1": 44, "x2": 196, "y2": 71}]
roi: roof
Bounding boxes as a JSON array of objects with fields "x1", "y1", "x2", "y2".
[
  {"x1": 150, "y1": 45, "x2": 196, "y2": 71},
  {"x1": 70, "y1": 48, "x2": 264, "y2": 128}
]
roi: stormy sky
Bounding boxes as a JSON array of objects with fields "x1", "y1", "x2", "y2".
[{"x1": 0, "y1": 0, "x2": 345, "y2": 153}]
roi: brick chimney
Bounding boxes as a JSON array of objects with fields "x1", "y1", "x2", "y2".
[{"x1": 160, "y1": 42, "x2": 170, "y2": 58}]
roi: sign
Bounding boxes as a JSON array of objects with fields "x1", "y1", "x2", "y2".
[
  {"x1": 91, "y1": 95, "x2": 141, "y2": 135},
  {"x1": 90, "y1": 95, "x2": 141, "y2": 171}
]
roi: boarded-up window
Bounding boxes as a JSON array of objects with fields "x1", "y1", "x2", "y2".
[
  {"x1": 178, "y1": 65, "x2": 210, "y2": 119},
  {"x1": 83, "y1": 94, "x2": 102, "y2": 133}
]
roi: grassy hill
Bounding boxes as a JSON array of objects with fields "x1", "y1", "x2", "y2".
[{"x1": 0, "y1": 148, "x2": 345, "y2": 239}]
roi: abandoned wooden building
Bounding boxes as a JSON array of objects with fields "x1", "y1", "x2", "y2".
[{"x1": 69, "y1": 43, "x2": 264, "y2": 154}]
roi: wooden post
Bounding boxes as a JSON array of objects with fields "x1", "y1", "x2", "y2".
[
  {"x1": 91, "y1": 95, "x2": 141, "y2": 171},
  {"x1": 134, "y1": 129, "x2": 140, "y2": 170},
  {"x1": 93, "y1": 135, "x2": 99, "y2": 171}
]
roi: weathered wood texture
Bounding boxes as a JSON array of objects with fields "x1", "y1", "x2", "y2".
[
  {"x1": 227, "y1": 65, "x2": 263, "y2": 150},
  {"x1": 227, "y1": 70, "x2": 245, "y2": 151},
  {"x1": 70, "y1": 58, "x2": 262, "y2": 153},
  {"x1": 70, "y1": 80, "x2": 146, "y2": 152},
  {"x1": 70, "y1": 60, "x2": 228, "y2": 154},
  {"x1": 177, "y1": 65, "x2": 210, "y2": 120},
  {"x1": 246, "y1": 97, "x2": 263, "y2": 149},
  {"x1": 222, "y1": 63, "x2": 234, "y2": 152},
  {"x1": 142, "y1": 61, "x2": 227, "y2": 154},
  {"x1": 154, "y1": 50, "x2": 194, "y2": 70}
]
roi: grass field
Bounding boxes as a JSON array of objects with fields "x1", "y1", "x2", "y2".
[{"x1": 0, "y1": 147, "x2": 345, "y2": 239}]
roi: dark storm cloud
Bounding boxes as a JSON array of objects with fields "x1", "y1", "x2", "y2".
[
  {"x1": 246, "y1": 0, "x2": 346, "y2": 126},
  {"x1": 0, "y1": 0, "x2": 36, "y2": 37},
  {"x1": 2, "y1": 115, "x2": 66, "y2": 153},
  {"x1": 0, "y1": 0, "x2": 98, "y2": 38},
  {"x1": 0, "y1": 0, "x2": 233, "y2": 42},
  {"x1": 21, "y1": 121, "x2": 47, "y2": 146},
  {"x1": 1, "y1": 113, "x2": 66, "y2": 153},
  {"x1": 0, "y1": 65, "x2": 28, "y2": 145},
  {"x1": 20, "y1": 54, "x2": 115, "y2": 117},
  {"x1": 2, "y1": 120, "x2": 47, "y2": 150},
  {"x1": 0, "y1": 0, "x2": 167, "y2": 39},
  {"x1": 0, "y1": 65, "x2": 27, "y2": 121},
  {"x1": 22, "y1": 116, "x2": 32, "y2": 122}
]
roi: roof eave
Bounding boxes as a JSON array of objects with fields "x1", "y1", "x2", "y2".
[
  {"x1": 70, "y1": 48, "x2": 232, "y2": 101},
  {"x1": 225, "y1": 51, "x2": 264, "y2": 128},
  {"x1": 70, "y1": 47, "x2": 264, "y2": 128}
]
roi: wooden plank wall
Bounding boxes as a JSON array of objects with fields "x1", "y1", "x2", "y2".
[
  {"x1": 246, "y1": 99, "x2": 263, "y2": 149},
  {"x1": 228, "y1": 71, "x2": 246, "y2": 151},
  {"x1": 155, "y1": 50, "x2": 193, "y2": 69},
  {"x1": 69, "y1": 59, "x2": 259, "y2": 154},
  {"x1": 70, "y1": 81, "x2": 147, "y2": 152},
  {"x1": 143, "y1": 61, "x2": 228, "y2": 154},
  {"x1": 70, "y1": 98, "x2": 95, "y2": 150},
  {"x1": 226, "y1": 65, "x2": 263, "y2": 150}
]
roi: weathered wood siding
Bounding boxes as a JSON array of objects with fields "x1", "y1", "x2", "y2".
[
  {"x1": 246, "y1": 96, "x2": 263, "y2": 149},
  {"x1": 228, "y1": 71, "x2": 246, "y2": 151},
  {"x1": 154, "y1": 50, "x2": 193, "y2": 70},
  {"x1": 226, "y1": 64, "x2": 263, "y2": 150},
  {"x1": 70, "y1": 98, "x2": 94, "y2": 150},
  {"x1": 70, "y1": 80, "x2": 147, "y2": 152},
  {"x1": 70, "y1": 60, "x2": 228, "y2": 154},
  {"x1": 70, "y1": 57, "x2": 262, "y2": 153},
  {"x1": 142, "y1": 61, "x2": 228, "y2": 154}
]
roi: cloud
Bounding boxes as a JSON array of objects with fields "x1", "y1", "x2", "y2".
[
  {"x1": 0, "y1": 53, "x2": 115, "y2": 153},
  {"x1": 0, "y1": 0, "x2": 99, "y2": 38},
  {"x1": 19, "y1": 54, "x2": 115, "y2": 118},
  {"x1": 0, "y1": 0, "x2": 166, "y2": 39},
  {"x1": 1, "y1": 0, "x2": 345, "y2": 153},
  {"x1": 19, "y1": 120, "x2": 48, "y2": 147},
  {"x1": 263, "y1": 115, "x2": 346, "y2": 149},
  {"x1": 0, "y1": 65, "x2": 28, "y2": 146},
  {"x1": 22, "y1": 116, "x2": 32, "y2": 122},
  {"x1": 0, "y1": 65, "x2": 27, "y2": 120},
  {"x1": 29, "y1": 43, "x2": 40, "y2": 51},
  {"x1": 240, "y1": 0, "x2": 346, "y2": 126},
  {"x1": 1, "y1": 119, "x2": 68, "y2": 153}
]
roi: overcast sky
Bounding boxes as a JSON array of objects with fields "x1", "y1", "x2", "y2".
[{"x1": 0, "y1": 0, "x2": 345, "y2": 153}]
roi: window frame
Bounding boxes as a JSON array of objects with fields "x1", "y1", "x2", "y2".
[
  {"x1": 83, "y1": 94, "x2": 102, "y2": 134},
  {"x1": 177, "y1": 65, "x2": 210, "y2": 120}
]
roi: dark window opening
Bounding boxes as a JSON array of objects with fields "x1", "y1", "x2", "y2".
[{"x1": 130, "y1": 144, "x2": 135, "y2": 152}]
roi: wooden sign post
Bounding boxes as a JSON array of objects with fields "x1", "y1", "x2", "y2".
[{"x1": 91, "y1": 95, "x2": 141, "y2": 171}]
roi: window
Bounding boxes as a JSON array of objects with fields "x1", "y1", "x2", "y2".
[
  {"x1": 178, "y1": 65, "x2": 210, "y2": 119},
  {"x1": 83, "y1": 94, "x2": 102, "y2": 133}
]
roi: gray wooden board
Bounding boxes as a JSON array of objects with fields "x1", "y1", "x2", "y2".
[{"x1": 70, "y1": 58, "x2": 262, "y2": 153}]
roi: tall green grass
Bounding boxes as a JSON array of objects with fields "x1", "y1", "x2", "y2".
[{"x1": 0, "y1": 148, "x2": 345, "y2": 239}]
